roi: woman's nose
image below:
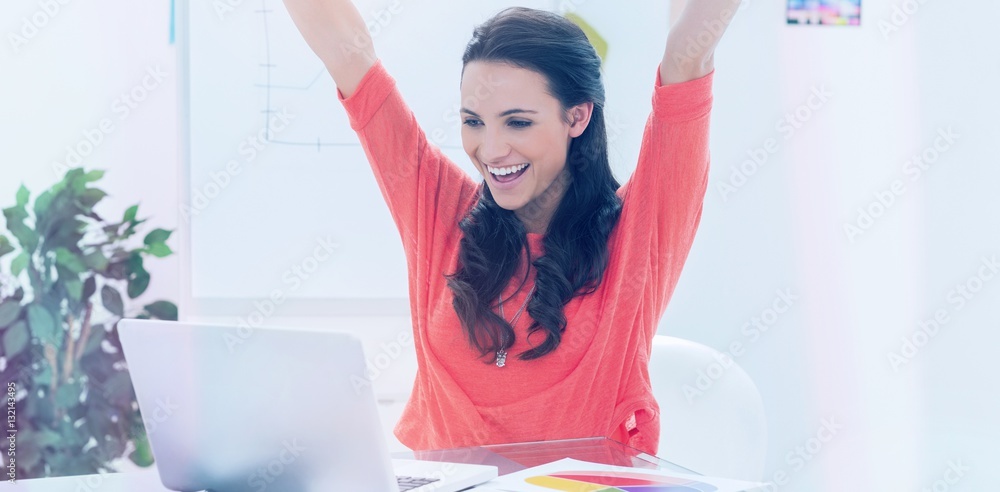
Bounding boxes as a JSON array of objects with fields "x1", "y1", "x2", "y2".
[{"x1": 480, "y1": 132, "x2": 511, "y2": 165}]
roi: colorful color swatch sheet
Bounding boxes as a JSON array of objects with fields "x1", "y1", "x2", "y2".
[
  {"x1": 525, "y1": 470, "x2": 719, "y2": 491},
  {"x1": 485, "y1": 459, "x2": 767, "y2": 492}
]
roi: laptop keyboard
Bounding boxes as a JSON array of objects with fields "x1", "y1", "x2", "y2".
[{"x1": 396, "y1": 475, "x2": 441, "y2": 491}]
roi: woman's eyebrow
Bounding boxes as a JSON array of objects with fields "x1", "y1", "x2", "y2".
[{"x1": 460, "y1": 108, "x2": 538, "y2": 117}]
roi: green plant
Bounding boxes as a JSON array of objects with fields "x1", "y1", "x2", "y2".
[{"x1": 0, "y1": 168, "x2": 178, "y2": 478}]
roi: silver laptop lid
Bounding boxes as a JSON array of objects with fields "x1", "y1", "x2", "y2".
[{"x1": 118, "y1": 319, "x2": 398, "y2": 492}]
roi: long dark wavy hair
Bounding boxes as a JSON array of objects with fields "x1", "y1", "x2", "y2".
[{"x1": 445, "y1": 7, "x2": 623, "y2": 363}]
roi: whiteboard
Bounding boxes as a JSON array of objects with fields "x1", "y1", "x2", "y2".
[{"x1": 184, "y1": 0, "x2": 556, "y2": 300}]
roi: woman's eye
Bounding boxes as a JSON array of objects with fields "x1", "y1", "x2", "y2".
[
  {"x1": 508, "y1": 120, "x2": 532, "y2": 129},
  {"x1": 463, "y1": 119, "x2": 483, "y2": 128}
]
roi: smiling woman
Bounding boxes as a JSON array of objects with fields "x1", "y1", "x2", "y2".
[
  {"x1": 459, "y1": 61, "x2": 592, "y2": 225},
  {"x1": 282, "y1": 0, "x2": 737, "y2": 456},
  {"x1": 446, "y1": 7, "x2": 622, "y2": 372}
]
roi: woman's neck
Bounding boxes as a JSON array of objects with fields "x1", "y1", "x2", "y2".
[{"x1": 515, "y1": 167, "x2": 573, "y2": 235}]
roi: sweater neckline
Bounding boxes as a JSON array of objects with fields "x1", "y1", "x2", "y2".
[{"x1": 526, "y1": 232, "x2": 544, "y2": 255}]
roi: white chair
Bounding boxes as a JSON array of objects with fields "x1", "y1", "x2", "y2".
[{"x1": 649, "y1": 335, "x2": 767, "y2": 481}]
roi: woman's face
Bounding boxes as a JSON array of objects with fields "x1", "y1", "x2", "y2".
[{"x1": 460, "y1": 61, "x2": 590, "y2": 214}]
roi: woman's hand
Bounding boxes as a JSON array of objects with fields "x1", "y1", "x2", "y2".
[
  {"x1": 282, "y1": 0, "x2": 377, "y2": 97},
  {"x1": 661, "y1": 0, "x2": 742, "y2": 84}
]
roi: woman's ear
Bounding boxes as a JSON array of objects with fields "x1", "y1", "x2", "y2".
[{"x1": 567, "y1": 102, "x2": 594, "y2": 138}]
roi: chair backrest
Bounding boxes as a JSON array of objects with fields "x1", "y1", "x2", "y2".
[{"x1": 648, "y1": 335, "x2": 768, "y2": 481}]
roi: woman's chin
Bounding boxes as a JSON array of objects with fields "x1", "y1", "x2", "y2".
[
  {"x1": 493, "y1": 197, "x2": 523, "y2": 211},
  {"x1": 490, "y1": 191, "x2": 528, "y2": 211}
]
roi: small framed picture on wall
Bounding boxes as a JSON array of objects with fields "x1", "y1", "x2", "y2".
[{"x1": 787, "y1": 0, "x2": 861, "y2": 25}]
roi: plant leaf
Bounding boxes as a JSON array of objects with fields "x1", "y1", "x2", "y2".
[
  {"x1": 55, "y1": 247, "x2": 88, "y2": 273},
  {"x1": 56, "y1": 419, "x2": 87, "y2": 448},
  {"x1": 123, "y1": 204, "x2": 138, "y2": 223},
  {"x1": 27, "y1": 303, "x2": 59, "y2": 346},
  {"x1": 44, "y1": 218, "x2": 86, "y2": 252},
  {"x1": 0, "y1": 235, "x2": 14, "y2": 259},
  {"x1": 81, "y1": 323, "x2": 104, "y2": 357},
  {"x1": 4, "y1": 206, "x2": 37, "y2": 252},
  {"x1": 83, "y1": 250, "x2": 110, "y2": 271},
  {"x1": 15, "y1": 430, "x2": 42, "y2": 470},
  {"x1": 11, "y1": 252, "x2": 29, "y2": 277},
  {"x1": 68, "y1": 168, "x2": 87, "y2": 193},
  {"x1": 65, "y1": 276, "x2": 83, "y2": 301},
  {"x1": 2, "y1": 204, "x2": 28, "y2": 222},
  {"x1": 105, "y1": 260, "x2": 128, "y2": 280},
  {"x1": 143, "y1": 228, "x2": 172, "y2": 246},
  {"x1": 146, "y1": 242, "x2": 173, "y2": 258},
  {"x1": 100, "y1": 371, "x2": 134, "y2": 407},
  {"x1": 34, "y1": 428, "x2": 63, "y2": 448},
  {"x1": 127, "y1": 252, "x2": 146, "y2": 276},
  {"x1": 143, "y1": 301, "x2": 177, "y2": 321},
  {"x1": 33, "y1": 189, "x2": 54, "y2": 217},
  {"x1": 78, "y1": 188, "x2": 108, "y2": 209},
  {"x1": 63, "y1": 167, "x2": 83, "y2": 180},
  {"x1": 127, "y1": 271, "x2": 150, "y2": 299},
  {"x1": 35, "y1": 189, "x2": 71, "y2": 232},
  {"x1": 84, "y1": 169, "x2": 105, "y2": 182},
  {"x1": 32, "y1": 358, "x2": 54, "y2": 389},
  {"x1": 16, "y1": 184, "x2": 30, "y2": 207},
  {"x1": 101, "y1": 285, "x2": 124, "y2": 317},
  {"x1": 129, "y1": 430, "x2": 156, "y2": 467},
  {"x1": 55, "y1": 381, "x2": 83, "y2": 409},
  {"x1": 0, "y1": 300, "x2": 22, "y2": 328},
  {"x1": 2, "y1": 320, "x2": 29, "y2": 357},
  {"x1": 82, "y1": 276, "x2": 97, "y2": 301}
]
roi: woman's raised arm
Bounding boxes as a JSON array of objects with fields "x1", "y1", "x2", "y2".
[
  {"x1": 661, "y1": 0, "x2": 741, "y2": 84},
  {"x1": 282, "y1": 0, "x2": 376, "y2": 97}
]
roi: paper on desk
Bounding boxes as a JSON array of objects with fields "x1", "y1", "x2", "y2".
[{"x1": 474, "y1": 458, "x2": 769, "y2": 491}]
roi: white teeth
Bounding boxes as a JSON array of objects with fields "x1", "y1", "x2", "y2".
[{"x1": 488, "y1": 163, "x2": 529, "y2": 176}]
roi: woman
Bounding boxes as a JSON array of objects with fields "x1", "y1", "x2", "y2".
[{"x1": 283, "y1": 0, "x2": 738, "y2": 455}]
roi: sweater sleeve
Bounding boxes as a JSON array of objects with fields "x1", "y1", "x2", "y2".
[
  {"x1": 337, "y1": 60, "x2": 479, "y2": 265},
  {"x1": 618, "y1": 66, "x2": 714, "y2": 317}
]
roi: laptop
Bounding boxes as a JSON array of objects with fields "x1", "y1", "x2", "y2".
[{"x1": 117, "y1": 318, "x2": 497, "y2": 492}]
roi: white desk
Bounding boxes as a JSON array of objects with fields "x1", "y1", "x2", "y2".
[
  {"x1": 7, "y1": 437, "x2": 692, "y2": 491},
  {"x1": 5, "y1": 468, "x2": 172, "y2": 491}
]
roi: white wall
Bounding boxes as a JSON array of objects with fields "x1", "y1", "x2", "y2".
[
  {"x1": 0, "y1": 2, "x2": 180, "y2": 315},
  {"x1": 3, "y1": 0, "x2": 998, "y2": 489},
  {"x1": 662, "y1": 0, "x2": 1000, "y2": 489}
]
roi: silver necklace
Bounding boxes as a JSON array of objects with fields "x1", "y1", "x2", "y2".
[{"x1": 496, "y1": 284, "x2": 535, "y2": 368}]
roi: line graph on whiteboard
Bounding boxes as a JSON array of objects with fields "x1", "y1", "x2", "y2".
[
  {"x1": 248, "y1": 0, "x2": 527, "y2": 152},
  {"x1": 184, "y1": 0, "x2": 551, "y2": 300},
  {"x1": 252, "y1": 0, "x2": 359, "y2": 150}
]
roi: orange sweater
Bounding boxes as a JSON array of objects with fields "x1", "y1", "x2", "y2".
[{"x1": 338, "y1": 60, "x2": 712, "y2": 456}]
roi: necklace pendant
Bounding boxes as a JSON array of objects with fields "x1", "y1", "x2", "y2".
[{"x1": 496, "y1": 350, "x2": 507, "y2": 368}]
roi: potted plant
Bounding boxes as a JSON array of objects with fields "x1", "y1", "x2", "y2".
[{"x1": 0, "y1": 167, "x2": 178, "y2": 479}]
